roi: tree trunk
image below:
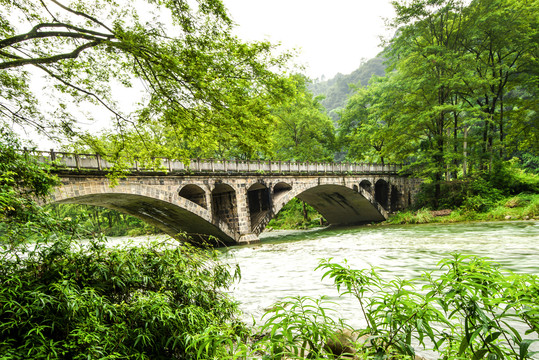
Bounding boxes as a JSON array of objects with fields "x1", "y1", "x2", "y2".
[
  {"x1": 302, "y1": 201, "x2": 309, "y2": 223},
  {"x1": 463, "y1": 126, "x2": 468, "y2": 177}
]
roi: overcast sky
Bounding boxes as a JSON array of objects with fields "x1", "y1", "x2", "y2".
[
  {"x1": 24, "y1": 1, "x2": 397, "y2": 147},
  {"x1": 224, "y1": 0, "x2": 396, "y2": 80}
]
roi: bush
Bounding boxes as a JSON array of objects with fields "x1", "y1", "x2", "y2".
[
  {"x1": 413, "y1": 158, "x2": 538, "y2": 212},
  {"x1": 0, "y1": 238, "x2": 245, "y2": 359},
  {"x1": 268, "y1": 198, "x2": 325, "y2": 229},
  {"x1": 414, "y1": 180, "x2": 471, "y2": 210},
  {"x1": 0, "y1": 128, "x2": 59, "y2": 229},
  {"x1": 489, "y1": 159, "x2": 539, "y2": 195},
  {"x1": 520, "y1": 153, "x2": 539, "y2": 174},
  {"x1": 246, "y1": 255, "x2": 539, "y2": 359}
]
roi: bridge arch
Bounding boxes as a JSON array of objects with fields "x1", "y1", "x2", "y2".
[
  {"x1": 274, "y1": 182, "x2": 292, "y2": 195},
  {"x1": 375, "y1": 179, "x2": 390, "y2": 210},
  {"x1": 247, "y1": 183, "x2": 271, "y2": 232},
  {"x1": 360, "y1": 180, "x2": 373, "y2": 194},
  {"x1": 211, "y1": 183, "x2": 239, "y2": 234},
  {"x1": 179, "y1": 184, "x2": 207, "y2": 209},
  {"x1": 268, "y1": 182, "x2": 386, "y2": 231},
  {"x1": 50, "y1": 181, "x2": 236, "y2": 245}
]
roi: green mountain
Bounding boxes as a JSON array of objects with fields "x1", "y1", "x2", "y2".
[{"x1": 308, "y1": 56, "x2": 387, "y2": 120}]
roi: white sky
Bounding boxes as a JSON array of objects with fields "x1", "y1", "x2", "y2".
[
  {"x1": 224, "y1": 0, "x2": 396, "y2": 79},
  {"x1": 22, "y1": 1, "x2": 397, "y2": 148}
]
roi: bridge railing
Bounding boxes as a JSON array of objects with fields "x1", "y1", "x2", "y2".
[{"x1": 28, "y1": 149, "x2": 401, "y2": 174}]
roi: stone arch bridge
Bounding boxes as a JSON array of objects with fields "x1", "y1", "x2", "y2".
[{"x1": 41, "y1": 152, "x2": 421, "y2": 246}]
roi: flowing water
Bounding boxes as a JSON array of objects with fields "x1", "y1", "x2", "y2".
[
  {"x1": 219, "y1": 220, "x2": 539, "y2": 358},
  {"x1": 106, "y1": 221, "x2": 538, "y2": 357}
]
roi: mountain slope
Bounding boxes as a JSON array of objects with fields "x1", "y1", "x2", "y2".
[{"x1": 309, "y1": 56, "x2": 386, "y2": 119}]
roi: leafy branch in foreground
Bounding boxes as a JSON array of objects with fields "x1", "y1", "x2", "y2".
[
  {"x1": 316, "y1": 254, "x2": 539, "y2": 359},
  {"x1": 225, "y1": 255, "x2": 538, "y2": 359}
]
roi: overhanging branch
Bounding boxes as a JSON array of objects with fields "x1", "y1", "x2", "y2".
[
  {"x1": 0, "y1": 29, "x2": 112, "y2": 49},
  {"x1": 0, "y1": 40, "x2": 103, "y2": 70}
]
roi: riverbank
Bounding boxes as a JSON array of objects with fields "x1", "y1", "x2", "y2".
[
  {"x1": 266, "y1": 193, "x2": 539, "y2": 231},
  {"x1": 386, "y1": 193, "x2": 539, "y2": 225}
]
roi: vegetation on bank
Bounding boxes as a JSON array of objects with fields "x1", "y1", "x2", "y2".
[
  {"x1": 0, "y1": 237, "x2": 246, "y2": 359},
  {"x1": 387, "y1": 193, "x2": 539, "y2": 225},
  {"x1": 389, "y1": 158, "x2": 539, "y2": 225},
  {"x1": 46, "y1": 204, "x2": 161, "y2": 238},
  {"x1": 267, "y1": 198, "x2": 326, "y2": 230}
]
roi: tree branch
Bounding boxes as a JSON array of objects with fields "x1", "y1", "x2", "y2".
[
  {"x1": 0, "y1": 40, "x2": 102, "y2": 70},
  {"x1": 49, "y1": 0, "x2": 114, "y2": 33},
  {"x1": 0, "y1": 29, "x2": 112, "y2": 49}
]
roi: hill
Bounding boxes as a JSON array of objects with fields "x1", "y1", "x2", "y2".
[{"x1": 308, "y1": 56, "x2": 387, "y2": 120}]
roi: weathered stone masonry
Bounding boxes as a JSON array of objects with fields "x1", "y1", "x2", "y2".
[{"x1": 49, "y1": 172, "x2": 421, "y2": 246}]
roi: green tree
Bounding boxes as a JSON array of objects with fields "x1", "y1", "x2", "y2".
[
  {"x1": 377, "y1": 0, "x2": 538, "y2": 204},
  {"x1": 338, "y1": 74, "x2": 411, "y2": 165},
  {"x1": 458, "y1": 0, "x2": 539, "y2": 164},
  {"x1": 387, "y1": 0, "x2": 470, "y2": 201},
  {"x1": 0, "y1": 0, "x2": 291, "y2": 159},
  {"x1": 271, "y1": 75, "x2": 336, "y2": 162}
]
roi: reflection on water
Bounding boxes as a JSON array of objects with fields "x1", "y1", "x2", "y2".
[{"x1": 220, "y1": 221, "x2": 539, "y2": 356}]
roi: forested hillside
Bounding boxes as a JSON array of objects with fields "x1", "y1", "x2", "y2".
[
  {"x1": 308, "y1": 56, "x2": 386, "y2": 120},
  {"x1": 338, "y1": 0, "x2": 538, "y2": 207}
]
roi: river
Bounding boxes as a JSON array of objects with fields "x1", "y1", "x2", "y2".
[
  {"x1": 219, "y1": 220, "x2": 539, "y2": 358},
  {"x1": 106, "y1": 220, "x2": 538, "y2": 357}
]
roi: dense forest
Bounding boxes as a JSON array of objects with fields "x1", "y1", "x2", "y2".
[{"x1": 1, "y1": 0, "x2": 538, "y2": 358}]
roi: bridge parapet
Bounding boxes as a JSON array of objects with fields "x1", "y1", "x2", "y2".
[{"x1": 31, "y1": 150, "x2": 402, "y2": 175}]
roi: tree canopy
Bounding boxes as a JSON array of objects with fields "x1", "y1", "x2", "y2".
[
  {"x1": 0, "y1": 0, "x2": 291, "y2": 158},
  {"x1": 270, "y1": 75, "x2": 336, "y2": 162},
  {"x1": 339, "y1": 0, "x2": 538, "y2": 187}
]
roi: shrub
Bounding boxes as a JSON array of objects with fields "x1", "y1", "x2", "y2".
[
  {"x1": 0, "y1": 238, "x2": 245, "y2": 359},
  {"x1": 248, "y1": 255, "x2": 539, "y2": 359},
  {"x1": 489, "y1": 159, "x2": 539, "y2": 195}
]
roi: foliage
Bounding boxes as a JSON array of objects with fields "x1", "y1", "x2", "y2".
[
  {"x1": 254, "y1": 296, "x2": 350, "y2": 359},
  {"x1": 488, "y1": 159, "x2": 539, "y2": 195},
  {"x1": 388, "y1": 193, "x2": 539, "y2": 224},
  {"x1": 1, "y1": 0, "x2": 292, "y2": 160},
  {"x1": 216, "y1": 255, "x2": 539, "y2": 359},
  {"x1": 67, "y1": 74, "x2": 336, "y2": 163},
  {"x1": 270, "y1": 75, "x2": 336, "y2": 162},
  {"x1": 0, "y1": 128, "x2": 58, "y2": 218},
  {"x1": 338, "y1": 74, "x2": 408, "y2": 165},
  {"x1": 387, "y1": 209, "x2": 435, "y2": 225},
  {"x1": 267, "y1": 198, "x2": 325, "y2": 230},
  {"x1": 0, "y1": 127, "x2": 63, "y2": 247},
  {"x1": 413, "y1": 159, "x2": 538, "y2": 211},
  {"x1": 47, "y1": 204, "x2": 160, "y2": 237},
  {"x1": 520, "y1": 154, "x2": 539, "y2": 174},
  {"x1": 314, "y1": 254, "x2": 539, "y2": 359},
  {"x1": 0, "y1": 236, "x2": 245, "y2": 359},
  {"x1": 413, "y1": 178, "x2": 503, "y2": 211}
]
